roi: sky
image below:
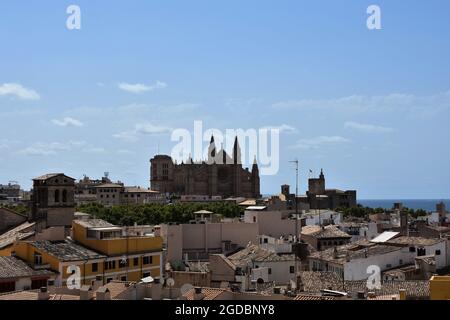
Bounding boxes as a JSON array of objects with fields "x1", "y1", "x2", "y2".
[{"x1": 1, "y1": 0, "x2": 450, "y2": 199}]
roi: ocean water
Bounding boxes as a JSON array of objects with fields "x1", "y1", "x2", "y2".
[{"x1": 358, "y1": 199, "x2": 450, "y2": 212}]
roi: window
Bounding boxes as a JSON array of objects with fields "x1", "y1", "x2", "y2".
[
  {"x1": 143, "y1": 256, "x2": 153, "y2": 265},
  {"x1": 290, "y1": 266, "x2": 295, "y2": 273},
  {"x1": 54, "y1": 190, "x2": 60, "y2": 203},
  {"x1": 62, "y1": 189, "x2": 67, "y2": 203},
  {"x1": 92, "y1": 263, "x2": 98, "y2": 272},
  {"x1": 264, "y1": 238, "x2": 268, "y2": 244},
  {"x1": 119, "y1": 259, "x2": 128, "y2": 268},
  {"x1": 120, "y1": 276, "x2": 127, "y2": 282},
  {"x1": 409, "y1": 247, "x2": 416, "y2": 252},
  {"x1": 253, "y1": 216, "x2": 256, "y2": 223},
  {"x1": 417, "y1": 248, "x2": 426, "y2": 256},
  {"x1": 134, "y1": 257, "x2": 139, "y2": 266},
  {"x1": 268, "y1": 268, "x2": 272, "y2": 275},
  {"x1": 435, "y1": 250, "x2": 441, "y2": 256},
  {"x1": 0, "y1": 282, "x2": 15, "y2": 293},
  {"x1": 34, "y1": 253, "x2": 42, "y2": 265},
  {"x1": 143, "y1": 272, "x2": 151, "y2": 278},
  {"x1": 106, "y1": 278, "x2": 113, "y2": 283},
  {"x1": 104, "y1": 260, "x2": 116, "y2": 270}
]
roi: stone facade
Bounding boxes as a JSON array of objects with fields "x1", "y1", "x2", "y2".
[
  {"x1": 282, "y1": 170, "x2": 357, "y2": 210},
  {"x1": 31, "y1": 173, "x2": 75, "y2": 228},
  {"x1": 150, "y1": 136, "x2": 260, "y2": 199},
  {"x1": 0, "y1": 207, "x2": 27, "y2": 233}
]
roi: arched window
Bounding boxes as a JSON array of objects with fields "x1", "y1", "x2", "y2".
[
  {"x1": 54, "y1": 190, "x2": 60, "y2": 203},
  {"x1": 62, "y1": 189, "x2": 68, "y2": 203}
]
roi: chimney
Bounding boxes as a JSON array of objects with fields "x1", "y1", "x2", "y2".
[
  {"x1": 80, "y1": 285, "x2": 93, "y2": 300},
  {"x1": 356, "y1": 291, "x2": 365, "y2": 300},
  {"x1": 193, "y1": 287, "x2": 205, "y2": 300},
  {"x1": 332, "y1": 247, "x2": 338, "y2": 259},
  {"x1": 47, "y1": 279, "x2": 56, "y2": 294},
  {"x1": 399, "y1": 289, "x2": 406, "y2": 300},
  {"x1": 38, "y1": 287, "x2": 50, "y2": 300},
  {"x1": 92, "y1": 275, "x2": 103, "y2": 291},
  {"x1": 96, "y1": 287, "x2": 111, "y2": 300}
]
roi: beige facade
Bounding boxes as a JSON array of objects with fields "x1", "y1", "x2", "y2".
[
  {"x1": 244, "y1": 209, "x2": 302, "y2": 239},
  {"x1": 95, "y1": 184, "x2": 165, "y2": 206},
  {"x1": 161, "y1": 222, "x2": 259, "y2": 262}
]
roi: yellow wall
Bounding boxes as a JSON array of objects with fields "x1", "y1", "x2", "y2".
[
  {"x1": 430, "y1": 276, "x2": 450, "y2": 300},
  {"x1": 15, "y1": 242, "x2": 61, "y2": 273},
  {"x1": 0, "y1": 246, "x2": 13, "y2": 256},
  {"x1": 72, "y1": 221, "x2": 163, "y2": 256},
  {"x1": 15, "y1": 241, "x2": 161, "y2": 285}
]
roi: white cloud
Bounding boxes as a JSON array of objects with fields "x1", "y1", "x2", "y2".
[
  {"x1": 18, "y1": 140, "x2": 86, "y2": 156},
  {"x1": 18, "y1": 142, "x2": 70, "y2": 156},
  {"x1": 134, "y1": 123, "x2": 172, "y2": 135},
  {"x1": 118, "y1": 81, "x2": 167, "y2": 94},
  {"x1": 117, "y1": 149, "x2": 135, "y2": 155},
  {"x1": 114, "y1": 123, "x2": 172, "y2": 142},
  {"x1": 344, "y1": 121, "x2": 393, "y2": 133},
  {"x1": 52, "y1": 117, "x2": 84, "y2": 127},
  {"x1": 82, "y1": 147, "x2": 106, "y2": 154},
  {"x1": 0, "y1": 83, "x2": 40, "y2": 100},
  {"x1": 262, "y1": 124, "x2": 298, "y2": 134},
  {"x1": 272, "y1": 90, "x2": 450, "y2": 116},
  {"x1": 290, "y1": 136, "x2": 350, "y2": 150}
]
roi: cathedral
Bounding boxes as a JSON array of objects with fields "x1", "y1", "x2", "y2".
[{"x1": 150, "y1": 136, "x2": 261, "y2": 199}]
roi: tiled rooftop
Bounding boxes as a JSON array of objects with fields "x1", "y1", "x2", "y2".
[
  {"x1": 183, "y1": 287, "x2": 230, "y2": 300},
  {"x1": 0, "y1": 221, "x2": 35, "y2": 249},
  {"x1": 386, "y1": 236, "x2": 444, "y2": 246},
  {"x1": 308, "y1": 243, "x2": 402, "y2": 265},
  {"x1": 74, "y1": 218, "x2": 116, "y2": 229},
  {"x1": 0, "y1": 256, "x2": 54, "y2": 279},
  {"x1": 298, "y1": 272, "x2": 430, "y2": 298},
  {"x1": 228, "y1": 244, "x2": 296, "y2": 268},
  {"x1": 294, "y1": 294, "x2": 335, "y2": 301},
  {"x1": 301, "y1": 225, "x2": 351, "y2": 239},
  {"x1": 30, "y1": 240, "x2": 106, "y2": 262}
]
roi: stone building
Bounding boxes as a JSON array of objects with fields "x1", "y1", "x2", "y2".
[
  {"x1": 30, "y1": 173, "x2": 76, "y2": 229},
  {"x1": 281, "y1": 169, "x2": 357, "y2": 210},
  {"x1": 150, "y1": 136, "x2": 260, "y2": 199}
]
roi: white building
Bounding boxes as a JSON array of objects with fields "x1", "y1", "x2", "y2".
[
  {"x1": 301, "y1": 210, "x2": 342, "y2": 226},
  {"x1": 228, "y1": 244, "x2": 298, "y2": 285},
  {"x1": 308, "y1": 236, "x2": 449, "y2": 281}
]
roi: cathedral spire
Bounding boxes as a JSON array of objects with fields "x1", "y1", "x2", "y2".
[
  {"x1": 208, "y1": 134, "x2": 216, "y2": 163},
  {"x1": 233, "y1": 136, "x2": 241, "y2": 165}
]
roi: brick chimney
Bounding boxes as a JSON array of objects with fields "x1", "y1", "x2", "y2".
[
  {"x1": 96, "y1": 287, "x2": 111, "y2": 300},
  {"x1": 193, "y1": 287, "x2": 205, "y2": 300},
  {"x1": 92, "y1": 275, "x2": 103, "y2": 291},
  {"x1": 80, "y1": 285, "x2": 93, "y2": 300},
  {"x1": 38, "y1": 287, "x2": 50, "y2": 300}
]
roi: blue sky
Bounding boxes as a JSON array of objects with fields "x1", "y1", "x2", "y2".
[{"x1": 1, "y1": 0, "x2": 450, "y2": 199}]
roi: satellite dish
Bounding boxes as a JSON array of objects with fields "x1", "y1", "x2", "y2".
[
  {"x1": 166, "y1": 278, "x2": 175, "y2": 287},
  {"x1": 141, "y1": 276, "x2": 154, "y2": 283},
  {"x1": 180, "y1": 283, "x2": 194, "y2": 295}
]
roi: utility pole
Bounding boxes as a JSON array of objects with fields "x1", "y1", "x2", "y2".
[{"x1": 289, "y1": 159, "x2": 299, "y2": 290}]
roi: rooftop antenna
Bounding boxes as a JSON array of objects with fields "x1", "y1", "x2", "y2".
[{"x1": 289, "y1": 159, "x2": 299, "y2": 289}]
